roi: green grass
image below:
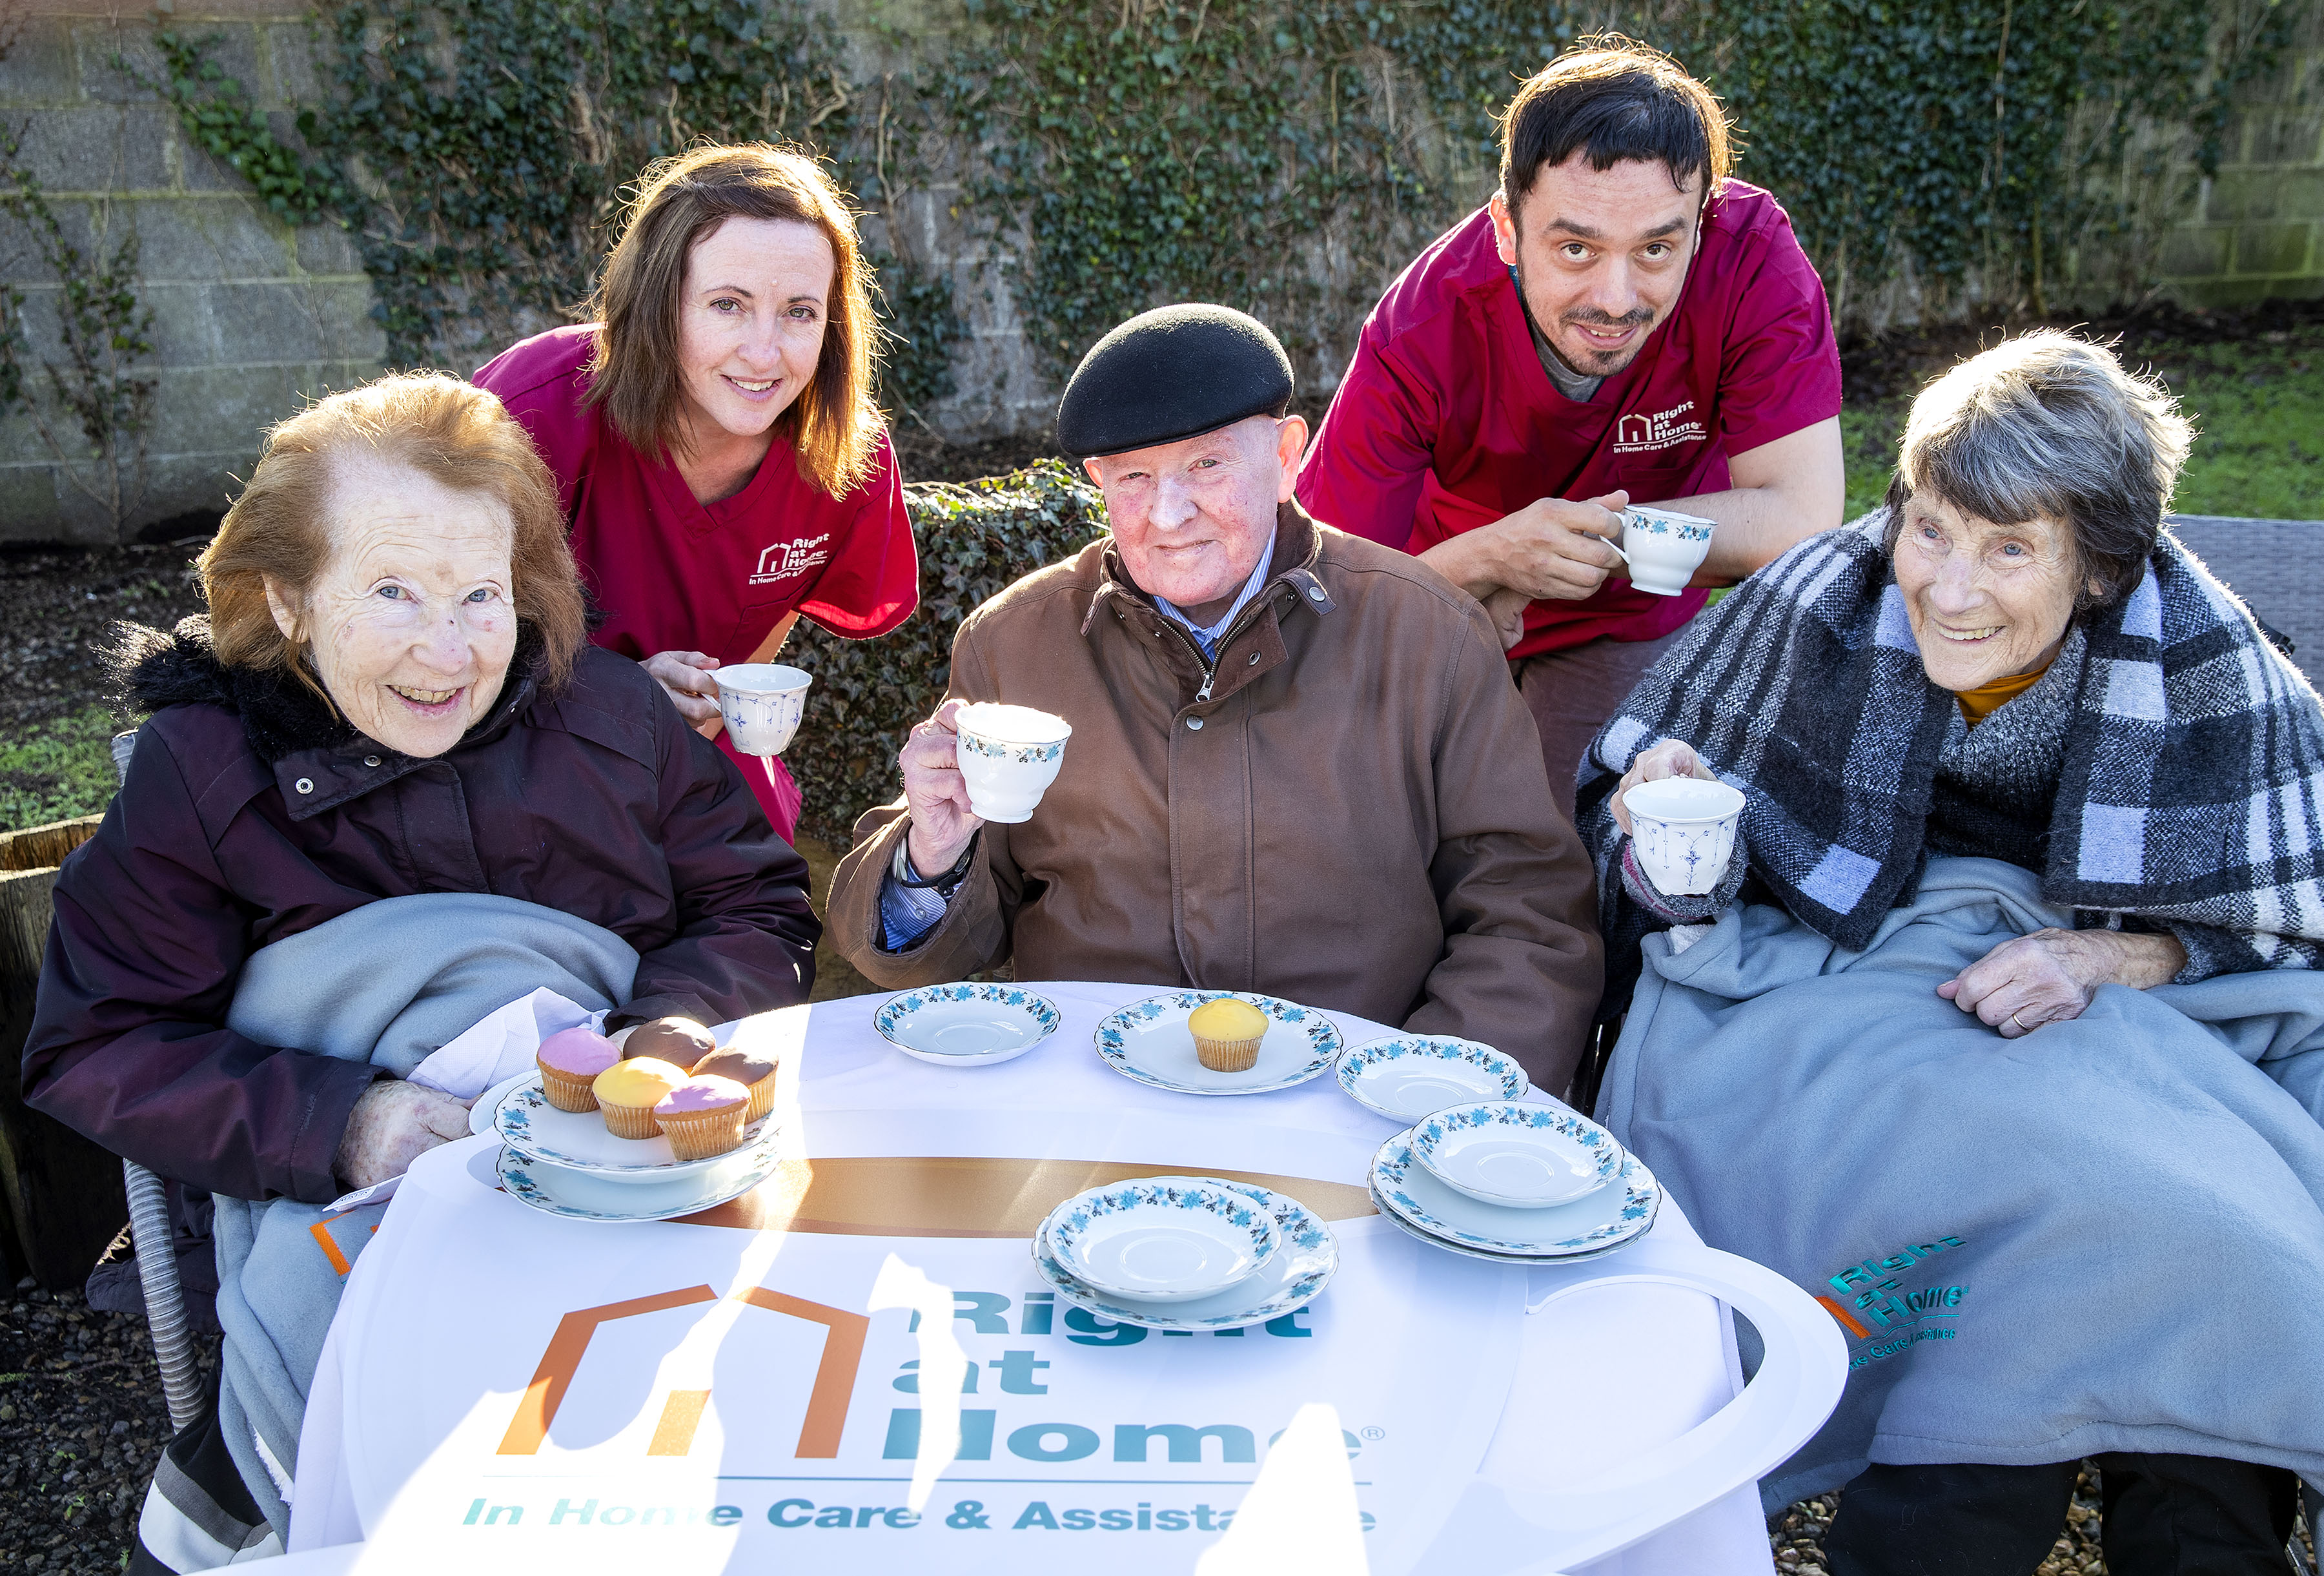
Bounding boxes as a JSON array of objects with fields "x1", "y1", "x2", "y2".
[
  {"x1": 0, "y1": 708, "x2": 122, "y2": 831},
  {"x1": 1841, "y1": 327, "x2": 2324, "y2": 522}
]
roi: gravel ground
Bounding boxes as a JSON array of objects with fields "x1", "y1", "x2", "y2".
[{"x1": 0, "y1": 1278, "x2": 209, "y2": 1573}]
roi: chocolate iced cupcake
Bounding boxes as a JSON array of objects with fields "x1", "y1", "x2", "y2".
[{"x1": 622, "y1": 1016, "x2": 718, "y2": 1065}]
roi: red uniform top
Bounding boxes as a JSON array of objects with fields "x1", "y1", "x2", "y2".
[
  {"x1": 476, "y1": 325, "x2": 918, "y2": 836},
  {"x1": 1295, "y1": 183, "x2": 1840, "y2": 662}
]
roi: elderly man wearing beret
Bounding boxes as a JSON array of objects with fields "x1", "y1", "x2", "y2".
[{"x1": 828, "y1": 305, "x2": 1603, "y2": 1090}]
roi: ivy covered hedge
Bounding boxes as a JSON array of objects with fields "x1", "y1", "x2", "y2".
[{"x1": 784, "y1": 461, "x2": 1108, "y2": 844}]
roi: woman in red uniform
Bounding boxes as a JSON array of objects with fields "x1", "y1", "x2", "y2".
[{"x1": 477, "y1": 144, "x2": 917, "y2": 838}]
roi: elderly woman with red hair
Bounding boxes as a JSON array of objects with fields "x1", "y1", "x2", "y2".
[{"x1": 26, "y1": 371, "x2": 819, "y2": 1571}]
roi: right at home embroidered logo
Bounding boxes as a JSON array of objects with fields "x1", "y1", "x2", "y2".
[{"x1": 1813, "y1": 1234, "x2": 1972, "y2": 1369}]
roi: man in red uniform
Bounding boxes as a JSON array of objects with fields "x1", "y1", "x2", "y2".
[{"x1": 1297, "y1": 39, "x2": 1844, "y2": 810}]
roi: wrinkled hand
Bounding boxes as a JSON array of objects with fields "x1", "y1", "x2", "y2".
[
  {"x1": 644, "y1": 650, "x2": 725, "y2": 740},
  {"x1": 898, "y1": 698, "x2": 984, "y2": 877},
  {"x1": 1610, "y1": 738, "x2": 1717, "y2": 835},
  {"x1": 1478, "y1": 491, "x2": 1630, "y2": 602},
  {"x1": 334, "y1": 1080, "x2": 474, "y2": 1191},
  {"x1": 1480, "y1": 586, "x2": 1531, "y2": 651},
  {"x1": 1937, "y1": 927, "x2": 2189, "y2": 1037}
]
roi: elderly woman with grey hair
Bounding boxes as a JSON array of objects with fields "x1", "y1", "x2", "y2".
[{"x1": 1578, "y1": 333, "x2": 2324, "y2": 1576}]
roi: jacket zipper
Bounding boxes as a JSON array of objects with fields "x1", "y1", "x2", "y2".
[{"x1": 1168, "y1": 589, "x2": 1285, "y2": 708}]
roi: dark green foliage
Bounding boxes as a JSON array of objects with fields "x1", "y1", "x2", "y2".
[
  {"x1": 1663, "y1": 0, "x2": 2297, "y2": 316},
  {"x1": 933, "y1": 0, "x2": 1586, "y2": 378},
  {"x1": 784, "y1": 460, "x2": 1109, "y2": 843},
  {"x1": 130, "y1": 30, "x2": 347, "y2": 225}
]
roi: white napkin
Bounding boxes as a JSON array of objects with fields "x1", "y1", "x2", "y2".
[{"x1": 405, "y1": 987, "x2": 602, "y2": 1100}]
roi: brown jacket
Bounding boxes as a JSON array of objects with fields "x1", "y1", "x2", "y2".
[{"x1": 828, "y1": 504, "x2": 1604, "y2": 1089}]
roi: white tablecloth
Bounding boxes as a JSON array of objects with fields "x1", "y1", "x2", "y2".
[{"x1": 287, "y1": 985, "x2": 1792, "y2": 1575}]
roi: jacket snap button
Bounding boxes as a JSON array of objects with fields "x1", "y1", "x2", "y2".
[
  {"x1": 363, "y1": 755, "x2": 381, "y2": 768},
  {"x1": 1307, "y1": 586, "x2": 1326, "y2": 601},
  {"x1": 1186, "y1": 717, "x2": 1204, "y2": 732},
  {"x1": 1247, "y1": 652, "x2": 1260, "y2": 665},
  {"x1": 294, "y1": 777, "x2": 314, "y2": 795}
]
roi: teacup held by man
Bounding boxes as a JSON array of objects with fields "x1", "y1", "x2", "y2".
[
  {"x1": 711, "y1": 663, "x2": 813, "y2": 755},
  {"x1": 955, "y1": 702, "x2": 1072, "y2": 823},
  {"x1": 1623, "y1": 776, "x2": 1746, "y2": 897},
  {"x1": 1607, "y1": 506, "x2": 1717, "y2": 596}
]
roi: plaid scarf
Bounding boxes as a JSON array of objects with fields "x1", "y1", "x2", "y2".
[{"x1": 1579, "y1": 515, "x2": 2324, "y2": 977}]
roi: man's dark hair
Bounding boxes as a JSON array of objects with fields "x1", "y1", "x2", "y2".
[{"x1": 1499, "y1": 36, "x2": 1733, "y2": 210}]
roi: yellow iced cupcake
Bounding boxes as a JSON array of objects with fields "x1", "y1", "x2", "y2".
[
  {"x1": 1188, "y1": 997, "x2": 1269, "y2": 1072},
  {"x1": 593, "y1": 1058, "x2": 689, "y2": 1140}
]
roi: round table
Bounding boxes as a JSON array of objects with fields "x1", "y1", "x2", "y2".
[{"x1": 281, "y1": 984, "x2": 1842, "y2": 1574}]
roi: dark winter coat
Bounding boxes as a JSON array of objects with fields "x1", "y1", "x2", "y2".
[{"x1": 23, "y1": 618, "x2": 819, "y2": 1204}]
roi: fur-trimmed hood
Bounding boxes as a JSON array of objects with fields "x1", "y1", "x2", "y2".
[{"x1": 108, "y1": 615, "x2": 544, "y2": 763}]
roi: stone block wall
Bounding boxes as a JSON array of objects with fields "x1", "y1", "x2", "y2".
[
  {"x1": 2154, "y1": 1, "x2": 2324, "y2": 308},
  {"x1": 1, "y1": 0, "x2": 383, "y2": 546}
]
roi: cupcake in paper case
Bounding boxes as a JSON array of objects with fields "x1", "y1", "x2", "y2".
[
  {"x1": 622, "y1": 1016, "x2": 718, "y2": 1063},
  {"x1": 654, "y1": 1076, "x2": 752, "y2": 1161},
  {"x1": 1187, "y1": 997, "x2": 1269, "y2": 1073},
  {"x1": 691, "y1": 1046, "x2": 778, "y2": 1123},
  {"x1": 536, "y1": 1025, "x2": 621, "y2": 1112},
  {"x1": 593, "y1": 1058, "x2": 691, "y2": 1139}
]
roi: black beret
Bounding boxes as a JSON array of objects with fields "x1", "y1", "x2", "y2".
[{"x1": 1055, "y1": 303, "x2": 1294, "y2": 459}]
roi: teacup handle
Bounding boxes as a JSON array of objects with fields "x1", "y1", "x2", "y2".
[{"x1": 1595, "y1": 527, "x2": 1632, "y2": 568}]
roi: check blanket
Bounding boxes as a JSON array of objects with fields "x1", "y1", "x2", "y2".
[
  {"x1": 212, "y1": 893, "x2": 637, "y2": 1541},
  {"x1": 1579, "y1": 516, "x2": 2324, "y2": 977},
  {"x1": 1599, "y1": 856, "x2": 2324, "y2": 1506}
]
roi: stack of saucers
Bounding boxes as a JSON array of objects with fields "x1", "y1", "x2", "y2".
[
  {"x1": 1367, "y1": 1101, "x2": 1659, "y2": 1265},
  {"x1": 481, "y1": 1068, "x2": 782, "y2": 1223},
  {"x1": 1030, "y1": 1175, "x2": 1340, "y2": 1331}
]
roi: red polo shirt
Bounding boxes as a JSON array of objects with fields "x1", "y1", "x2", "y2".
[
  {"x1": 1295, "y1": 182, "x2": 1840, "y2": 662},
  {"x1": 476, "y1": 325, "x2": 917, "y2": 836}
]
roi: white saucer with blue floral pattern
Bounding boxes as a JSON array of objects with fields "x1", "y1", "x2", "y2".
[
  {"x1": 1032, "y1": 1180, "x2": 1338, "y2": 1330},
  {"x1": 1366, "y1": 1181, "x2": 1635, "y2": 1267},
  {"x1": 1092, "y1": 990, "x2": 1342, "y2": 1096},
  {"x1": 1371, "y1": 1133, "x2": 1659, "y2": 1257},
  {"x1": 1336, "y1": 1036, "x2": 1529, "y2": 1121},
  {"x1": 875, "y1": 983, "x2": 1061, "y2": 1066},
  {"x1": 496, "y1": 1141, "x2": 775, "y2": 1223},
  {"x1": 1043, "y1": 1176, "x2": 1279, "y2": 1302},
  {"x1": 1409, "y1": 1100, "x2": 1621, "y2": 1207}
]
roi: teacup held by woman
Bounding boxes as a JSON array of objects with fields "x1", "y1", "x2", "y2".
[
  {"x1": 1622, "y1": 777, "x2": 1744, "y2": 895},
  {"x1": 954, "y1": 701, "x2": 1072, "y2": 823},
  {"x1": 712, "y1": 662, "x2": 813, "y2": 755}
]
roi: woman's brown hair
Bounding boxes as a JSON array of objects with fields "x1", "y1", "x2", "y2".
[
  {"x1": 199, "y1": 371, "x2": 589, "y2": 693},
  {"x1": 587, "y1": 143, "x2": 883, "y2": 499}
]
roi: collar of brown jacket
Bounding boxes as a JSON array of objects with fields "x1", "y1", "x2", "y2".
[{"x1": 1079, "y1": 500, "x2": 1338, "y2": 710}]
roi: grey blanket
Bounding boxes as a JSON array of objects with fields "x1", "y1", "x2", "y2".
[
  {"x1": 1598, "y1": 856, "x2": 2324, "y2": 1509},
  {"x1": 214, "y1": 893, "x2": 637, "y2": 1539}
]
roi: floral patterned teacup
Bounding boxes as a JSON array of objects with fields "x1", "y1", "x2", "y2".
[
  {"x1": 1609, "y1": 506, "x2": 1718, "y2": 595},
  {"x1": 711, "y1": 663, "x2": 813, "y2": 755},
  {"x1": 1622, "y1": 775, "x2": 1745, "y2": 896},
  {"x1": 955, "y1": 702, "x2": 1073, "y2": 823}
]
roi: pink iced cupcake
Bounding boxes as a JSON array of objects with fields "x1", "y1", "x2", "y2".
[
  {"x1": 536, "y1": 1025, "x2": 621, "y2": 1112},
  {"x1": 652, "y1": 1075, "x2": 752, "y2": 1162}
]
